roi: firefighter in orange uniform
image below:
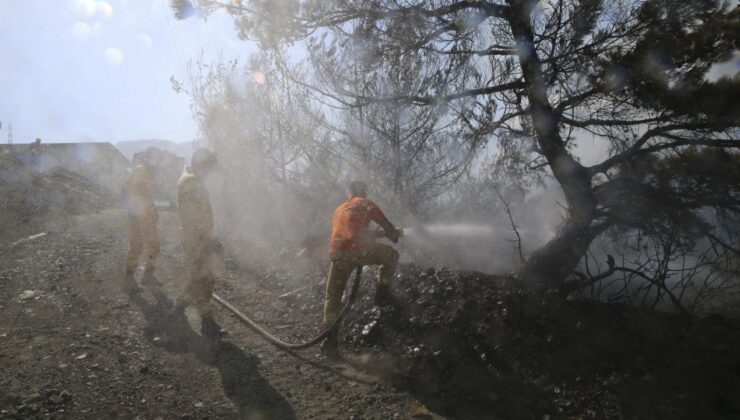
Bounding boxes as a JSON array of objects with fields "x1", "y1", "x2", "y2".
[{"x1": 321, "y1": 180, "x2": 401, "y2": 356}]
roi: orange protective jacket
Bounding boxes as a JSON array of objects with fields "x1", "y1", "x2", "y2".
[{"x1": 328, "y1": 196, "x2": 392, "y2": 257}]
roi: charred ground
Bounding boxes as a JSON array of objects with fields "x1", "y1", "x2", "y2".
[
  {"x1": 1, "y1": 209, "x2": 739, "y2": 419},
  {"x1": 266, "y1": 262, "x2": 740, "y2": 419}
]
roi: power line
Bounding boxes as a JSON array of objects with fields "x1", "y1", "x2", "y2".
[{"x1": 160, "y1": 0, "x2": 187, "y2": 72}]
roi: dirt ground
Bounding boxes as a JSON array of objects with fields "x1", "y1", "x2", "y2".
[
  {"x1": 1, "y1": 209, "x2": 739, "y2": 419},
  {"x1": 0, "y1": 210, "x2": 429, "y2": 419}
]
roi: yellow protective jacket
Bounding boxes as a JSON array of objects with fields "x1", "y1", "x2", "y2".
[
  {"x1": 124, "y1": 165, "x2": 156, "y2": 217},
  {"x1": 176, "y1": 172, "x2": 213, "y2": 244}
]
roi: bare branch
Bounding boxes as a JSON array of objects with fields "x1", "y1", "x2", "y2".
[
  {"x1": 613, "y1": 267, "x2": 689, "y2": 315},
  {"x1": 561, "y1": 255, "x2": 616, "y2": 294},
  {"x1": 354, "y1": 81, "x2": 526, "y2": 106},
  {"x1": 492, "y1": 184, "x2": 525, "y2": 264}
]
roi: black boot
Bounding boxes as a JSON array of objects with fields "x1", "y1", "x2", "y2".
[
  {"x1": 122, "y1": 270, "x2": 139, "y2": 294},
  {"x1": 320, "y1": 329, "x2": 341, "y2": 360},
  {"x1": 373, "y1": 284, "x2": 394, "y2": 307},
  {"x1": 142, "y1": 268, "x2": 158, "y2": 287},
  {"x1": 201, "y1": 316, "x2": 224, "y2": 339}
]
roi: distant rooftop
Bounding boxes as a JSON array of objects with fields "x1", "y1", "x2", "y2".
[{"x1": 0, "y1": 142, "x2": 129, "y2": 166}]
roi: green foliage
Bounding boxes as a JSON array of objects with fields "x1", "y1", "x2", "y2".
[
  {"x1": 175, "y1": 0, "x2": 740, "y2": 292},
  {"x1": 603, "y1": 1, "x2": 740, "y2": 119},
  {"x1": 601, "y1": 148, "x2": 740, "y2": 252}
]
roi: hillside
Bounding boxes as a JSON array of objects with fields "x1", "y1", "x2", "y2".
[{"x1": 115, "y1": 139, "x2": 194, "y2": 162}]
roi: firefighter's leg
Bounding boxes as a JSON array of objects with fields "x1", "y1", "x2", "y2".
[
  {"x1": 176, "y1": 241, "x2": 203, "y2": 309},
  {"x1": 195, "y1": 247, "x2": 221, "y2": 337},
  {"x1": 197, "y1": 271, "x2": 220, "y2": 336},
  {"x1": 175, "y1": 267, "x2": 196, "y2": 309},
  {"x1": 190, "y1": 240, "x2": 215, "y2": 317},
  {"x1": 122, "y1": 216, "x2": 143, "y2": 293},
  {"x1": 321, "y1": 256, "x2": 354, "y2": 358},
  {"x1": 125, "y1": 215, "x2": 144, "y2": 275},
  {"x1": 364, "y1": 244, "x2": 399, "y2": 287},
  {"x1": 363, "y1": 244, "x2": 399, "y2": 306},
  {"x1": 194, "y1": 270, "x2": 215, "y2": 317},
  {"x1": 143, "y1": 211, "x2": 160, "y2": 274},
  {"x1": 323, "y1": 256, "x2": 353, "y2": 325}
]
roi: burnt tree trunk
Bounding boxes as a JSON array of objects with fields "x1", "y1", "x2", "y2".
[
  {"x1": 519, "y1": 220, "x2": 601, "y2": 289},
  {"x1": 506, "y1": 1, "x2": 598, "y2": 288}
]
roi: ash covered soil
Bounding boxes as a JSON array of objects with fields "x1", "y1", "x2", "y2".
[{"x1": 1, "y1": 210, "x2": 739, "y2": 419}]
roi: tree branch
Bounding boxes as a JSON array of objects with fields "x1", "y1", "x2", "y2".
[
  {"x1": 492, "y1": 183, "x2": 525, "y2": 264},
  {"x1": 420, "y1": 45, "x2": 516, "y2": 56},
  {"x1": 560, "y1": 114, "x2": 669, "y2": 128},
  {"x1": 561, "y1": 255, "x2": 616, "y2": 294},
  {"x1": 613, "y1": 267, "x2": 688, "y2": 315},
  {"x1": 589, "y1": 122, "x2": 738, "y2": 175},
  {"x1": 354, "y1": 81, "x2": 525, "y2": 106}
]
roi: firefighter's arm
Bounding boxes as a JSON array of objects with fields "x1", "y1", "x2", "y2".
[{"x1": 368, "y1": 202, "x2": 400, "y2": 243}]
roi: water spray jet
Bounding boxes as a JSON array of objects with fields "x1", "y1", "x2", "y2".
[{"x1": 401, "y1": 223, "x2": 497, "y2": 239}]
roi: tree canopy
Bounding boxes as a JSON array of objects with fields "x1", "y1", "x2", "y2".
[{"x1": 173, "y1": 0, "x2": 740, "y2": 310}]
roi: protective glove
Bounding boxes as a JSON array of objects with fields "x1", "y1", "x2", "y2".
[{"x1": 386, "y1": 227, "x2": 401, "y2": 243}]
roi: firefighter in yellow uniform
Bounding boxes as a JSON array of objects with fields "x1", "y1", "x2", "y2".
[
  {"x1": 123, "y1": 151, "x2": 160, "y2": 291},
  {"x1": 175, "y1": 148, "x2": 223, "y2": 337}
]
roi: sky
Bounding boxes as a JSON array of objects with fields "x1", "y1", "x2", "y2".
[
  {"x1": 1, "y1": 1, "x2": 736, "y2": 147},
  {"x1": 0, "y1": 0, "x2": 256, "y2": 144}
]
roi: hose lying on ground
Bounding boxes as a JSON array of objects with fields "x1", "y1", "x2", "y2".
[{"x1": 212, "y1": 266, "x2": 363, "y2": 350}]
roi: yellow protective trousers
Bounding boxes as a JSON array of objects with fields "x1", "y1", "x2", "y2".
[
  {"x1": 125, "y1": 209, "x2": 159, "y2": 273},
  {"x1": 323, "y1": 243, "x2": 399, "y2": 324},
  {"x1": 177, "y1": 236, "x2": 218, "y2": 316}
]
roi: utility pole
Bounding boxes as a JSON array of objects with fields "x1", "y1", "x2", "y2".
[{"x1": 7, "y1": 123, "x2": 12, "y2": 146}]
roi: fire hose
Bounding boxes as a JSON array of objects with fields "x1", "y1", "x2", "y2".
[{"x1": 212, "y1": 266, "x2": 363, "y2": 350}]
